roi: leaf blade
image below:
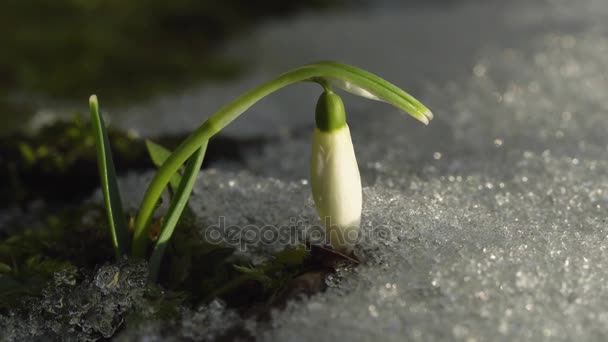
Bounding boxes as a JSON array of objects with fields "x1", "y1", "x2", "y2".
[
  {"x1": 145, "y1": 139, "x2": 172, "y2": 168},
  {"x1": 148, "y1": 142, "x2": 208, "y2": 282},
  {"x1": 145, "y1": 140, "x2": 183, "y2": 192},
  {"x1": 89, "y1": 95, "x2": 129, "y2": 258}
]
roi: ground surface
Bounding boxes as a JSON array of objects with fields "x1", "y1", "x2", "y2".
[{"x1": 4, "y1": 0, "x2": 608, "y2": 340}]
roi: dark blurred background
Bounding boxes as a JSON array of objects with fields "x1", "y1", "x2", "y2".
[
  {"x1": 0, "y1": 0, "x2": 349, "y2": 134},
  {"x1": 0, "y1": 0, "x2": 479, "y2": 135},
  {"x1": 0, "y1": 0, "x2": 481, "y2": 206}
]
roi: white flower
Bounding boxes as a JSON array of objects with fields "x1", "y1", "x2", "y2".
[{"x1": 310, "y1": 90, "x2": 362, "y2": 254}]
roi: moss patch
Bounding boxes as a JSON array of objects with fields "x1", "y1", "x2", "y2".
[{"x1": 0, "y1": 203, "x2": 356, "y2": 339}]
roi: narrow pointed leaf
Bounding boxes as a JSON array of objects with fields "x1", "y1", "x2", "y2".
[
  {"x1": 233, "y1": 265, "x2": 272, "y2": 288},
  {"x1": 148, "y1": 142, "x2": 207, "y2": 282},
  {"x1": 145, "y1": 140, "x2": 182, "y2": 192},
  {"x1": 146, "y1": 139, "x2": 172, "y2": 168},
  {"x1": 89, "y1": 95, "x2": 129, "y2": 258}
]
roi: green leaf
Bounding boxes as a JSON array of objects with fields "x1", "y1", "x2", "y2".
[
  {"x1": 146, "y1": 139, "x2": 172, "y2": 167},
  {"x1": 89, "y1": 95, "x2": 129, "y2": 258},
  {"x1": 148, "y1": 142, "x2": 208, "y2": 282},
  {"x1": 145, "y1": 140, "x2": 183, "y2": 192},
  {"x1": 233, "y1": 265, "x2": 272, "y2": 288}
]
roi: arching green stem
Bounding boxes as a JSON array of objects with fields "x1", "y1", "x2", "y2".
[{"x1": 131, "y1": 61, "x2": 432, "y2": 257}]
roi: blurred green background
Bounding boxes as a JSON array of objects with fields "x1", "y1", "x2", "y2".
[{"x1": 0, "y1": 0, "x2": 338, "y2": 134}]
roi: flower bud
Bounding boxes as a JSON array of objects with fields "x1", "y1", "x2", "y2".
[{"x1": 310, "y1": 90, "x2": 362, "y2": 254}]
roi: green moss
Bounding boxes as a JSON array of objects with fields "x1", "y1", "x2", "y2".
[
  {"x1": 0, "y1": 199, "x2": 346, "y2": 310},
  {"x1": 0, "y1": 205, "x2": 112, "y2": 310},
  {"x1": 0, "y1": 115, "x2": 148, "y2": 206},
  {"x1": 0, "y1": 115, "x2": 277, "y2": 207},
  {"x1": 0, "y1": 199, "x2": 359, "y2": 342}
]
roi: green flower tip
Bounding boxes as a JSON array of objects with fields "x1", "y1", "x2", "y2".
[{"x1": 315, "y1": 89, "x2": 346, "y2": 132}]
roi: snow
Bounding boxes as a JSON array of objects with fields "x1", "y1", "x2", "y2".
[
  {"x1": 212, "y1": 0, "x2": 608, "y2": 340},
  {"x1": 119, "y1": 0, "x2": 608, "y2": 340}
]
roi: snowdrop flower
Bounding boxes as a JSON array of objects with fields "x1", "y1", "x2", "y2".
[
  {"x1": 310, "y1": 89, "x2": 362, "y2": 254},
  {"x1": 127, "y1": 61, "x2": 433, "y2": 270}
]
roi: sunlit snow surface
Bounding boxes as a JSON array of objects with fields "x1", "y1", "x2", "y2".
[
  {"x1": 218, "y1": 0, "x2": 608, "y2": 340},
  {"x1": 127, "y1": 21, "x2": 608, "y2": 340},
  {"x1": 7, "y1": 0, "x2": 608, "y2": 340}
]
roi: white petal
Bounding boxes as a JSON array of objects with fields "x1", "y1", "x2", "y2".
[
  {"x1": 327, "y1": 78, "x2": 383, "y2": 101},
  {"x1": 310, "y1": 125, "x2": 362, "y2": 254},
  {"x1": 327, "y1": 78, "x2": 433, "y2": 125}
]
